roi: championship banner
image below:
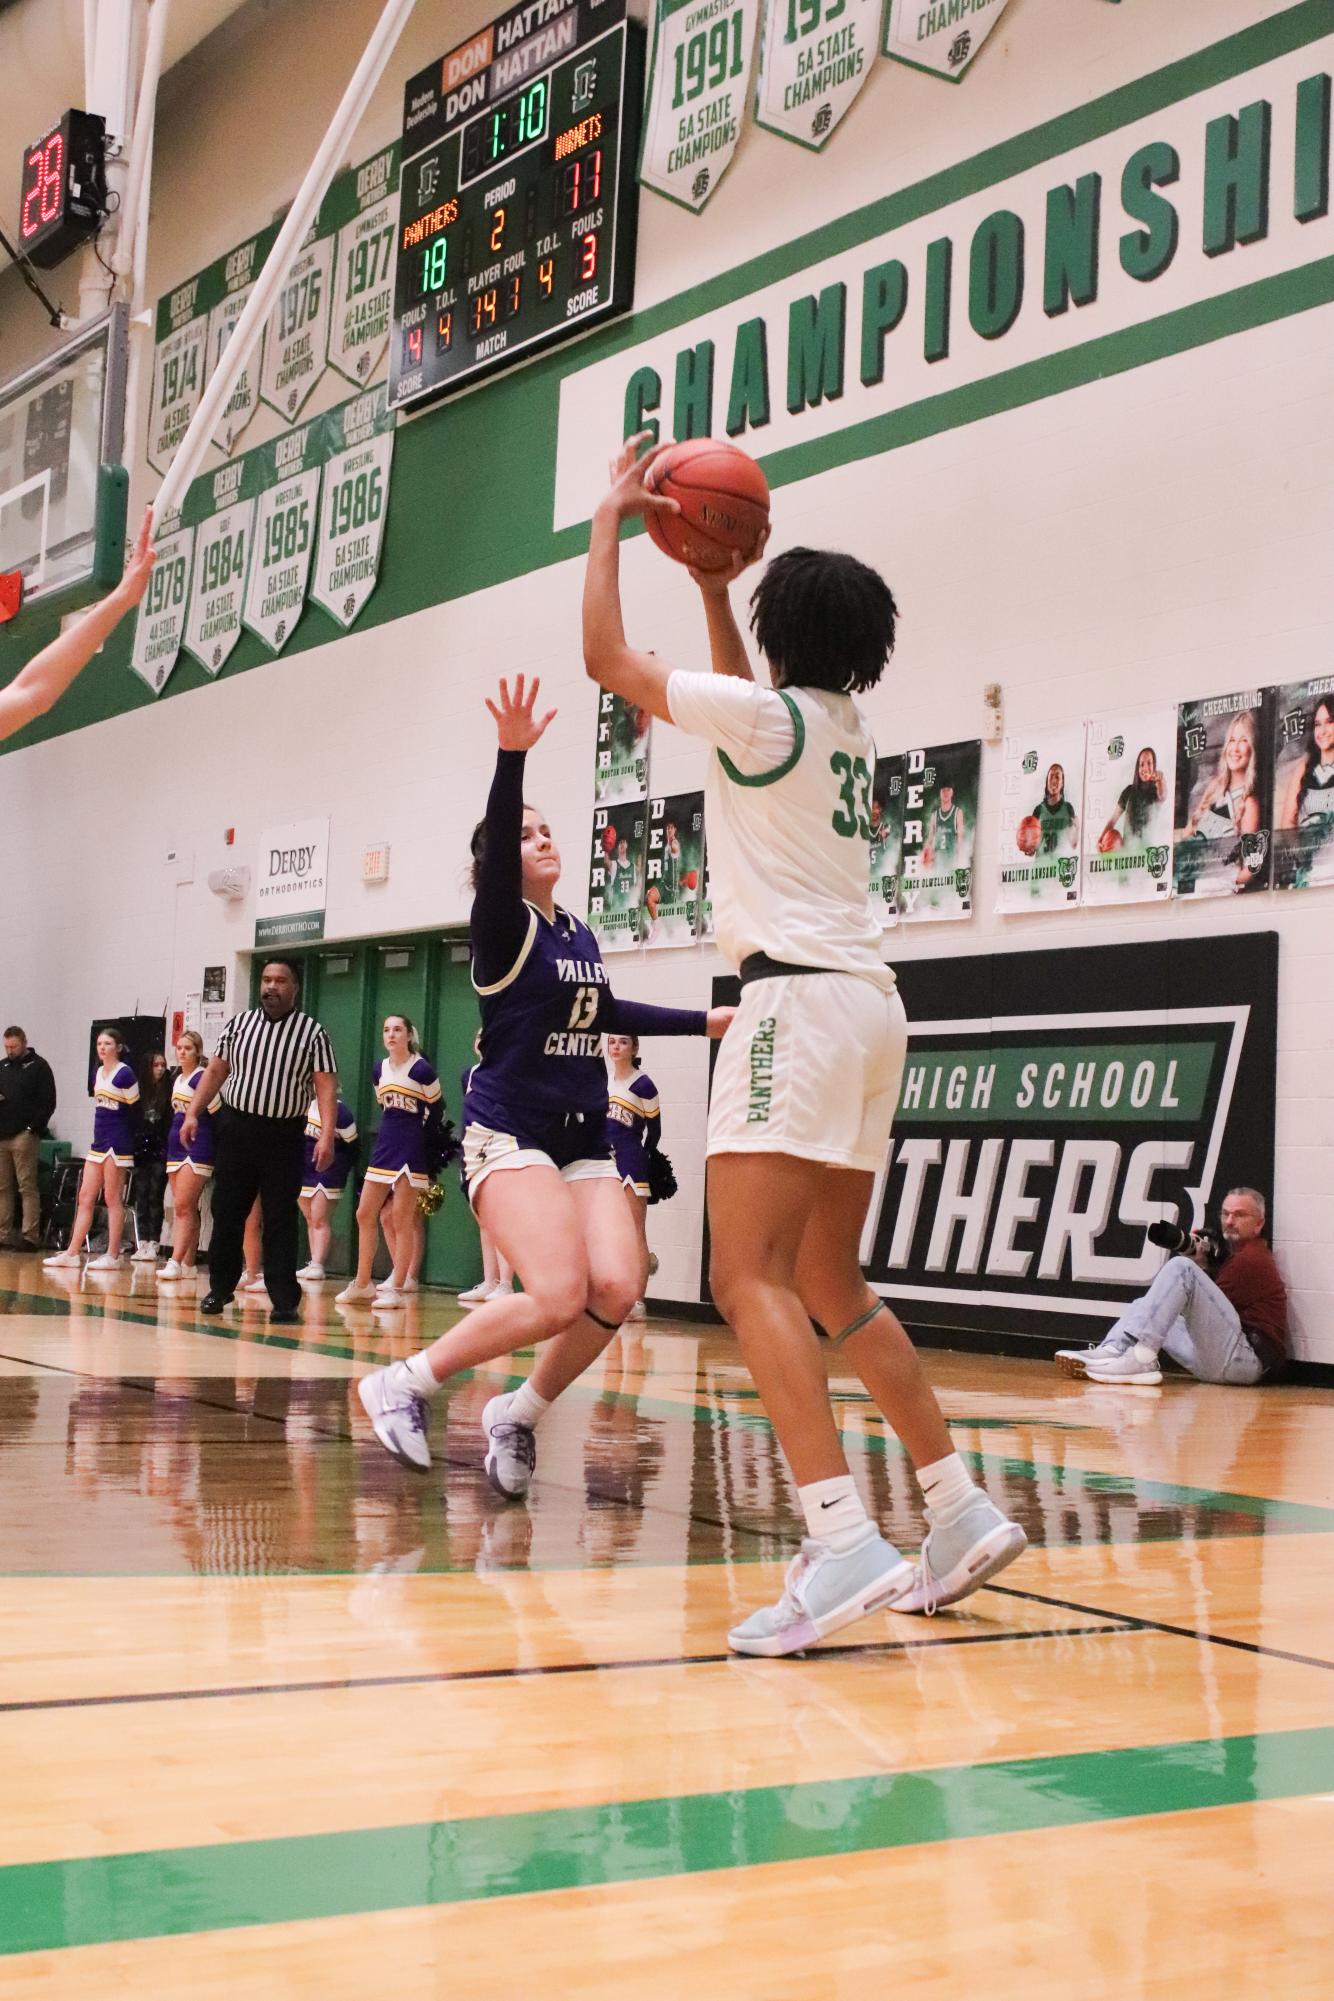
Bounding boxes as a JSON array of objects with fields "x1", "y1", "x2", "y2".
[
  {"x1": 1272, "y1": 676, "x2": 1334, "y2": 892},
  {"x1": 644, "y1": 791, "x2": 705, "y2": 947},
  {"x1": 255, "y1": 815, "x2": 330, "y2": 948},
  {"x1": 754, "y1": 0, "x2": 879, "y2": 151},
  {"x1": 1083, "y1": 709, "x2": 1176, "y2": 907},
  {"x1": 243, "y1": 424, "x2": 323, "y2": 654},
  {"x1": 181, "y1": 463, "x2": 256, "y2": 679},
  {"x1": 147, "y1": 277, "x2": 211, "y2": 476},
  {"x1": 260, "y1": 224, "x2": 336, "y2": 423},
  {"x1": 1173, "y1": 689, "x2": 1274, "y2": 899},
  {"x1": 310, "y1": 388, "x2": 396, "y2": 630},
  {"x1": 710, "y1": 931, "x2": 1279, "y2": 1344},
  {"x1": 594, "y1": 689, "x2": 652, "y2": 805},
  {"x1": 869, "y1": 753, "x2": 904, "y2": 929},
  {"x1": 640, "y1": 0, "x2": 761, "y2": 212},
  {"x1": 588, "y1": 799, "x2": 648, "y2": 953},
  {"x1": 326, "y1": 144, "x2": 399, "y2": 389},
  {"x1": 882, "y1": 0, "x2": 1011, "y2": 82},
  {"x1": 996, "y1": 724, "x2": 1085, "y2": 914},
  {"x1": 129, "y1": 522, "x2": 195, "y2": 696},
  {"x1": 206, "y1": 226, "x2": 277, "y2": 454},
  {"x1": 899, "y1": 737, "x2": 980, "y2": 923}
]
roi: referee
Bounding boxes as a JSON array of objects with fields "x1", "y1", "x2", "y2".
[{"x1": 182, "y1": 959, "x2": 337, "y2": 1324}]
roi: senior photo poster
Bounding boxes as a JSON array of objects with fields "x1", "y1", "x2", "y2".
[
  {"x1": 644, "y1": 792, "x2": 706, "y2": 947},
  {"x1": 996, "y1": 723, "x2": 1086, "y2": 913},
  {"x1": 898, "y1": 738, "x2": 980, "y2": 923},
  {"x1": 869, "y1": 754, "x2": 904, "y2": 929},
  {"x1": 1271, "y1": 675, "x2": 1334, "y2": 892},
  {"x1": 1083, "y1": 709, "x2": 1177, "y2": 906},
  {"x1": 1173, "y1": 689, "x2": 1274, "y2": 898},
  {"x1": 588, "y1": 800, "x2": 649, "y2": 953}
]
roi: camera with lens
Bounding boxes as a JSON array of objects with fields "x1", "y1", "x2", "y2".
[{"x1": 1147, "y1": 1218, "x2": 1221, "y2": 1264}]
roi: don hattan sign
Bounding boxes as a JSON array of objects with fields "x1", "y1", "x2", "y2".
[
  {"x1": 711, "y1": 933, "x2": 1277, "y2": 1342},
  {"x1": 255, "y1": 816, "x2": 330, "y2": 947}
]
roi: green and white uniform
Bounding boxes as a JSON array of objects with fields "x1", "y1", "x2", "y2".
[
  {"x1": 1034, "y1": 797, "x2": 1077, "y2": 853},
  {"x1": 666, "y1": 672, "x2": 905, "y2": 1172}
]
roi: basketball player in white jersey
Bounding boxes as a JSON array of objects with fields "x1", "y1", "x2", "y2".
[{"x1": 583, "y1": 438, "x2": 1025, "y2": 1655}]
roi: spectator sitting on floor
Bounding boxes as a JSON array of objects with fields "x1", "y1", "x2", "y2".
[{"x1": 1055, "y1": 1188, "x2": 1287, "y2": 1386}]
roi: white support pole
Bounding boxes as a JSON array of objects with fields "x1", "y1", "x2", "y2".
[
  {"x1": 151, "y1": 0, "x2": 419, "y2": 531},
  {"x1": 113, "y1": 0, "x2": 170, "y2": 280}
]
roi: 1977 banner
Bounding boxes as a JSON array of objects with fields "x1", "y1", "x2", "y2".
[{"x1": 711, "y1": 934, "x2": 1277, "y2": 1342}]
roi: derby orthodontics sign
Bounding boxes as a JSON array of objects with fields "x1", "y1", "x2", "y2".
[
  {"x1": 255, "y1": 817, "x2": 331, "y2": 948},
  {"x1": 554, "y1": 4, "x2": 1334, "y2": 526}
]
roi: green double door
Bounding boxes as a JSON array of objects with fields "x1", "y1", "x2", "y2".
[{"x1": 253, "y1": 932, "x2": 481, "y2": 1287}]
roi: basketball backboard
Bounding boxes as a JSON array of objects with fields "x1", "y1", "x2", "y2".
[{"x1": 0, "y1": 305, "x2": 128, "y2": 612}]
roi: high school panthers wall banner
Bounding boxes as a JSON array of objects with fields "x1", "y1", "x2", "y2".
[
  {"x1": 882, "y1": 0, "x2": 1011, "y2": 83},
  {"x1": 710, "y1": 931, "x2": 1278, "y2": 1343},
  {"x1": 754, "y1": 0, "x2": 879, "y2": 151},
  {"x1": 640, "y1": 0, "x2": 762, "y2": 211}
]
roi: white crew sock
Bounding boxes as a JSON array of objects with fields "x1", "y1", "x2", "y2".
[
  {"x1": 505, "y1": 1381, "x2": 550, "y2": 1430},
  {"x1": 799, "y1": 1474, "x2": 874, "y2": 1554},
  {"x1": 397, "y1": 1351, "x2": 440, "y2": 1399},
  {"x1": 916, "y1": 1450, "x2": 976, "y2": 1524}
]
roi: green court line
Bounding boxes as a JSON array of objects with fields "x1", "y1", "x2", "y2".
[
  {"x1": 2, "y1": 1725, "x2": 1329, "y2": 1956},
  {"x1": 5, "y1": 1284, "x2": 1334, "y2": 1542}
]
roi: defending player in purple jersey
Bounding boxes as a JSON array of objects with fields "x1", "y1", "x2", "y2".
[{"x1": 359, "y1": 675, "x2": 734, "y2": 1492}]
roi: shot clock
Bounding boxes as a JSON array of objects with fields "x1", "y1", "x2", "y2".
[
  {"x1": 390, "y1": 0, "x2": 643, "y2": 408},
  {"x1": 17, "y1": 111, "x2": 108, "y2": 270}
]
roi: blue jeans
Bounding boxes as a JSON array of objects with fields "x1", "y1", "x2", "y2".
[{"x1": 1109, "y1": 1257, "x2": 1262, "y2": 1385}]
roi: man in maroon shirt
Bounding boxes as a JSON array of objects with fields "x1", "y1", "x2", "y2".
[{"x1": 1058, "y1": 1188, "x2": 1288, "y2": 1386}]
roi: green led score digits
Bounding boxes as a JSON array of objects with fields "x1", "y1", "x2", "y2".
[{"x1": 418, "y1": 235, "x2": 449, "y2": 294}]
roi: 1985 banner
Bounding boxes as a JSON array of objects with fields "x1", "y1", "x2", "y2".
[{"x1": 711, "y1": 934, "x2": 1277, "y2": 1342}]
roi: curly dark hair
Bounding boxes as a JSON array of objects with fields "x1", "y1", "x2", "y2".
[{"x1": 749, "y1": 547, "x2": 899, "y2": 695}]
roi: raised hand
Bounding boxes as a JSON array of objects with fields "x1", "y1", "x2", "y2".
[
  {"x1": 116, "y1": 507, "x2": 157, "y2": 608},
  {"x1": 484, "y1": 674, "x2": 557, "y2": 753},
  {"x1": 686, "y1": 522, "x2": 771, "y2": 596},
  {"x1": 601, "y1": 431, "x2": 683, "y2": 525}
]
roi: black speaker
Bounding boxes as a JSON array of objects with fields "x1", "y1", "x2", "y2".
[{"x1": 87, "y1": 1015, "x2": 166, "y2": 1092}]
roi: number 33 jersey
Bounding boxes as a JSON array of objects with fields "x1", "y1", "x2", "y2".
[
  {"x1": 466, "y1": 901, "x2": 619, "y2": 1128},
  {"x1": 666, "y1": 671, "x2": 894, "y2": 990}
]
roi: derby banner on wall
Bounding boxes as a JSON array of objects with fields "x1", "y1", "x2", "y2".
[
  {"x1": 870, "y1": 754, "x2": 904, "y2": 928},
  {"x1": 1272, "y1": 675, "x2": 1334, "y2": 892},
  {"x1": 882, "y1": 0, "x2": 1010, "y2": 82},
  {"x1": 589, "y1": 800, "x2": 648, "y2": 952},
  {"x1": 147, "y1": 278, "x2": 210, "y2": 477},
  {"x1": 645, "y1": 791, "x2": 705, "y2": 946},
  {"x1": 710, "y1": 933, "x2": 1278, "y2": 1342},
  {"x1": 640, "y1": 0, "x2": 762, "y2": 212},
  {"x1": 129, "y1": 521, "x2": 195, "y2": 695},
  {"x1": 1174, "y1": 689, "x2": 1273, "y2": 899},
  {"x1": 310, "y1": 388, "x2": 395, "y2": 630},
  {"x1": 594, "y1": 689, "x2": 652, "y2": 805},
  {"x1": 255, "y1": 817, "x2": 330, "y2": 948},
  {"x1": 181, "y1": 463, "x2": 257, "y2": 679},
  {"x1": 261, "y1": 224, "x2": 336, "y2": 423},
  {"x1": 899, "y1": 738, "x2": 979, "y2": 923},
  {"x1": 206, "y1": 226, "x2": 277, "y2": 455},
  {"x1": 1083, "y1": 709, "x2": 1176, "y2": 906},
  {"x1": 754, "y1": 0, "x2": 879, "y2": 150},
  {"x1": 326, "y1": 144, "x2": 400, "y2": 389},
  {"x1": 996, "y1": 724, "x2": 1085, "y2": 913},
  {"x1": 243, "y1": 423, "x2": 323, "y2": 654}
]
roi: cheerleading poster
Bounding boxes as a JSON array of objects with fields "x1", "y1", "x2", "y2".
[
  {"x1": 1083, "y1": 710, "x2": 1176, "y2": 906},
  {"x1": 644, "y1": 792, "x2": 705, "y2": 948},
  {"x1": 996, "y1": 724, "x2": 1085, "y2": 913},
  {"x1": 899, "y1": 738, "x2": 980, "y2": 923},
  {"x1": 1272, "y1": 675, "x2": 1334, "y2": 892},
  {"x1": 588, "y1": 800, "x2": 648, "y2": 953},
  {"x1": 1173, "y1": 690, "x2": 1274, "y2": 898},
  {"x1": 594, "y1": 689, "x2": 653, "y2": 807},
  {"x1": 869, "y1": 755, "x2": 904, "y2": 929}
]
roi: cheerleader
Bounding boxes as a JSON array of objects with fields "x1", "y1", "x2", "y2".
[
  {"x1": 605, "y1": 1032, "x2": 660, "y2": 1321},
  {"x1": 297, "y1": 1094, "x2": 358, "y2": 1280},
  {"x1": 158, "y1": 1031, "x2": 220, "y2": 1280},
  {"x1": 357, "y1": 676, "x2": 730, "y2": 1491},
  {"x1": 336, "y1": 1016, "x2": 442, "y2": 1308},
  {"x1": 44, "y1": 1030, "x2": 139, "y2": 1269}
]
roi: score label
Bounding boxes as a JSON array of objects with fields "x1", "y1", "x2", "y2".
[{"x1": 392, "y1": 0, "x2": 642, "y2": 409}]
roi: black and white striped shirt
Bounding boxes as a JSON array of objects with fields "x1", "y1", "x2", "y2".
[{"x1": 216, "y1": 1008, "x2": 336, "y2": 1120}]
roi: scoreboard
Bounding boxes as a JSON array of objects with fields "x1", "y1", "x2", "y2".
[{"x1": 390, "y1": 0, "x2": 644, "y2": 409}]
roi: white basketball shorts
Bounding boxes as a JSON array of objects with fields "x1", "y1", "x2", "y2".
[{"x1": 707, "y1": 972, "x2": 907, "y2": 1173}]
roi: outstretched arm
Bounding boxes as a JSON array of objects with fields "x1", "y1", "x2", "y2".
[
  {"x1": 0, "y1": 509, "x2": 156, "y2": 742},
  {"x1": 603, "y1": 995, "x2": 733, "y2": 1040},
  {"x1": 471, "y1": 676, "x2": 557, "y2": 986}
]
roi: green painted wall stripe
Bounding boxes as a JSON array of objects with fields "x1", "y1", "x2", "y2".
[
  {"x1": 5, "y1": 3, "x2": 1333, "y2": 753},
  {"x1": 2, "y1": 1725, "x2": 1329, "y2": 1955}
]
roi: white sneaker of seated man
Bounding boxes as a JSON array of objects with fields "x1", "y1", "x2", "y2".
[
  {"x1": 1083, "y1": 1340, "x2": 1163, "y2": 1386},
  {"x1": 1054, "y1": 1327, "x2": 1138, "y2": 1378}
]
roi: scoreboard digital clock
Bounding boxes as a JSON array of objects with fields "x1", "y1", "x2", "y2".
[
  {"x1": 17, "y1": 110, "x2": 108, "y2": 270},
  {"x1": 390, "y1": 0, "x2": 643, "y2": 409}
]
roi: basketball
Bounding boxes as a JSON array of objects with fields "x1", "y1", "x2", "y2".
[
  {"x1": 1099, "y1": 826, "x2": 1123, "y2": 853},
  {"x1": 1017, "y1": 815, "x2": 1042, "y2": 856},
  {"x1": 683, "y1": 869, "x2": 698, "y2": 890},
  {"x1": 644, "y1": 439, "x2": 770, "y2": 573},
  {"x1": 602, "y1": 824, "x2": 618, "y2": 854}
]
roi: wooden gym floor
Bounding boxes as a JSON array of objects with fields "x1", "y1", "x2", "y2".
[{"x1": 1, "y1": 1254, "x2": 1332, "y2": 1995}]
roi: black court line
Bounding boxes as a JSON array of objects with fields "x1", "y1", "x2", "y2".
[
  {"x1": 0, "y1": 1622, "x2": 1131, "y2": 1715},
  {"x1": 989, "y1": 1582, "x2": 1334, "y2": 1676}
]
